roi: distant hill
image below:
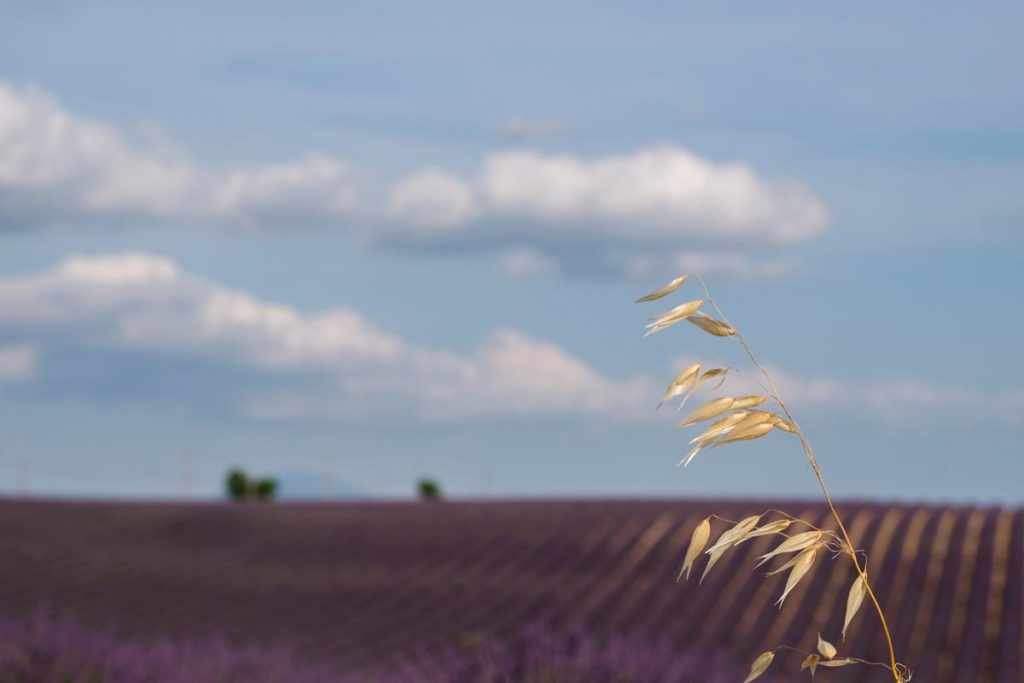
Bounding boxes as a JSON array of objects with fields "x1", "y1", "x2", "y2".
[{"x1": 0, "y1": 498, "x2": 1018, "y2": 681}]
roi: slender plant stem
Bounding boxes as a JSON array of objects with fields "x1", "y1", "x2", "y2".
[
  {"x1": 696, "y1": 276, "x2": 903, "y2": 683},
  {"x1": 773, "y1": 646, "x2": 896, "y2": 673}
]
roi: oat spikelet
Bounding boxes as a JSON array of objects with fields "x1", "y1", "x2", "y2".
[
  {"x1": 696, "y1": 367, "x2": 728, "y2": 388},
  {"x1": 644, "y1": 299, "x2": 703, "y2": 335},
  {"x1": 689, "y1": 411, "x2": 750, "y2": 445},
  {"x1": 677, "y1": 517, "x2": 711, "y2": 581},
  {"x1": 678, "y1": 396, "x2": 735, "y2": 426},
  {"x1": 687, "y1": 311, "x2": 737, "y2": 337},
  {"x1": 757, "y1": 530, "x2": 825, "y2": 567},
  {"x1": 843, "y1": 573, "x2": 868, "y2": 640},
  {"x1": 817, "y1": 633, "x2": 837, "y2": 660},
  {"x1": 726, "y1": 410, "x2": 774, "y2": 430},
  {"x1": 743, "y1": 651, "x2": 775, "y2": 683},
  {"x1": 705, "y1": 515, "x2": 761, "y2": 555},
  {"x1": 680, "y1": 411, "x2": 771, "y2": 465},
  {"x1": 801, "y1": 654, "x2": 820, "y2": 677},
  {"x1": 766, "y1": 547, "x2": 818, "y2": 576},
  {"x1": 692, "y1": 413, "x2": 770, "y2": 456},
  {"x1": 776, "y1": 546, "x2": 817, "y2": 607},
  {"x1": 730, "y1": 395, "x2": 768, "y2": 410},
  {"x1": 769, "y1": 414, "x2": 799, "y2": 433},
  {"x1": 818, "y1": 659, "x2": 856, "y2": 668},
  {"x1": 679, "y1": 443, "x2": 704, "y2": 468},
  {"x1": 743, "y1": 519, "x2": 792, "y2": 540},
  {"x1": 713, "y1": 420, "x2": 774, "y2": 446},
  {"x1": 678, "y1": 367, "x2": 729, "y2": 407},
  {"x1": 646, "y1": 299, "x2": 699, "y2": 323},
  {"x1": 700, "y1": 545, "x2": 728, "y2": 584},
  {"x1": 635, "y1": 275, "x2": 688, "y2": 303},
  {"x1": 700, "y1": 517, "x2": 759, "y2": 584},
  {"x1": 658, "y1": 362, "x2": 702, "y2": 408}
]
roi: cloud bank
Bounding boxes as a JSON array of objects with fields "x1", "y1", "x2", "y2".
[
  {"x1": 1, "y1": 81, "x2": 827, "y2": 278},
  {"x1": 0, "y1": 83, "x2": 359, "y2": 231},
  {"x1": 0, "y1": 252, "x2": 652, "y2": 421},
  {"x1": 386, "y1": 147, "x2": 827, "y2": 247}
]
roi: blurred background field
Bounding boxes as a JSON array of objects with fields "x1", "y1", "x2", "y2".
[{"x1": 0, "y1": 498, "x2": 1019, "y2": 681}]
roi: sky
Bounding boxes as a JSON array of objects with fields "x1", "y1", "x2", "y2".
[{"x1": 0, "y1": 1, "x2": 1021, "y2": 503}]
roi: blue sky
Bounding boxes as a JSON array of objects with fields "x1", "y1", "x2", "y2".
[{"x1": 0, "y1": 1, "x2": 1021, "y2": 503}]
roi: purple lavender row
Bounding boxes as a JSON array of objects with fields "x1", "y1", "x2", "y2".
[{"x1": 0, "y1": 611, "x2": 765, "y2": 683}]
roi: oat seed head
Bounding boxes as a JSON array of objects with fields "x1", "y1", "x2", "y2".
[
  {"x1": 705, "y1": 514, "x2": 761, "y2": 555},
  {"x1": 743, "y1": 651, "x2": 775, "y2": 683},
  {"x1": 757, "y1": 530, "x2": 826, "y2": 567},
  {"x1": 776, "y1": 546, "x2": 817, "y2": 607},
  {"x1": 678, "y1": 517, "x2": 711, "y2": 581},
  {"x1": 687, "y1": 311, "x2": 737, "y2": 336},
  {"x1": 730, "y1": 395, "x2": 768, "y2": 410},
  {"x1": 658, "y1": 362, "x2": 702, "y2": 408},
  {"x1": 817, "y1": 633, "x2": 838, "y2": 660},
  {"x1": 843, "y1": 573, "x2": 868, "y2": 641},
  {"x1": 743, "y1": 519, "x2": 792, "y2": 540},
  {"x1": 801, "y1": 654, "x2": 820, "y2": 677},
  {"x1": 634, "y1": 275, "x2": 689, "y2": 303},
  {"x1": 635, "y1": 273, "x2": 906, "y2": 681},
  {"x1": 818, "y1": 659, "x2": 856, "y2": 669},
  {"x1": 677, "y1": 396, "x2": 736, "y2": 427}
]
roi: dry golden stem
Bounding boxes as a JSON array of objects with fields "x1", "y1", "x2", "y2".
[
  {"x1": 696, "y1": 275, "x2": 904, "y2": 683},
  {"x1": 774, "y1": 645, "x2": 896, "y2": 673}
]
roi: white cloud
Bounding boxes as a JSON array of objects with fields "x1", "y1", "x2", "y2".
[
  {"x1": 410, "y1": 330, "x2": 651, "y2": 421},
  {"x1": 0, "y1": 82, "x2": 360, "y2": 231},
  {"x1": 0, "y1": 253, "x2": 652, "y2": 421},
  {"x1": 2, "y1": 80, "x2": 828, "y2": 280},
  {"x1": 387, "y1": 168, "x2": 476, "y2": 234},
  {"x1": 387, "y1": 146, "x2": 828, "y2": 249},
  {"x1": 208, "y1": 154, "x2": 359, "y2": 231},
  {"x1": 0, "y1": 252, "x2": 408, "y2": 373},
  {"x1": 0, "y1": 344, "x2": 36, "y2": 383}
]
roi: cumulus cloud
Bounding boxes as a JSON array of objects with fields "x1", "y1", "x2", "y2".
[
  {"x1": 0, "y1": 344, "x2": 36, "y2": 383},
  {"x1": 387, "y1": 168, "x2": 476, "y2": 235},
  {"x1": 0, "y1": 253, "x2": 652, "y2": 421},
  {"x1": 0, "y1": 82, "x2": 360, "y2": 231},
  {"x1": 383, "y1": 146, "x2": 827, "y2": 279},
  {"x1": 410, "y1": 330, "x2": 651, "y2": 420},
  {"x1": 386, "y1": 146, "x2": 827, "y2": 249},
  {"x1": 1, "y1": 80, "x2": 828, "y2": 280}
]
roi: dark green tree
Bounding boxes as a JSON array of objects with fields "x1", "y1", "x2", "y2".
[
  {"x1": 253, "y1": 478, "x2": 278, "y2": 501},
  {"x1": 417, "y1": 478, "x2": 442, "y2": 501},
  {"x1": 226, "y1": 469, "x2": 249, "y2": 501}
]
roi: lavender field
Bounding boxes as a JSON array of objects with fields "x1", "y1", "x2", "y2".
[{"x1": 0, "y1": 498, "x2": 1019, "y2": 682}]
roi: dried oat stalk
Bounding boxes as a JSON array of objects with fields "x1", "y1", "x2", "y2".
[{"x1": 637, "y1": 274, "x2": 911, "y2": 682}]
